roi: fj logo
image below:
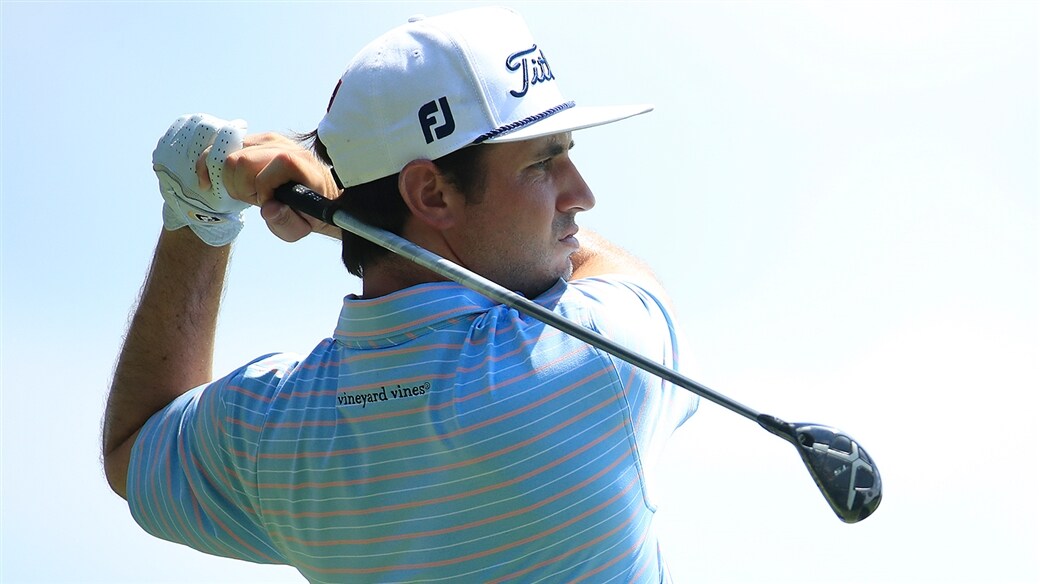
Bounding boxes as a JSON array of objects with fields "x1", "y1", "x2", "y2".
[
  {"x1": 418, "y1": 96, "x2": 456, "y2": 144},
  {"x1": 191, "y1": 212, "x2": 223, "y2": 223}
]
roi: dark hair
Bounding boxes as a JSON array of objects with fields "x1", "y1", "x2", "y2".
[{"x1": 298, "y1": 130, "x2": 487, "y2": 277}]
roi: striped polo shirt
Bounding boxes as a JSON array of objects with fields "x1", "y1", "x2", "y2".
[{"x1": 128, "y1": 276, "x2": 698, "y2": 583}]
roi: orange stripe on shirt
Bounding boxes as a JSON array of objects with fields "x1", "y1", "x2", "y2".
[
  {"x1": 262, "y1": 418, "x2": 627, "y2": 517},
  {"x1": 252, "y1": 365, "x2": 613, "y2": 463},
  {"x1": 485, "y1": 492, "x2": 642, "y2": 584},
  {"x1": 286, "y1": 460, "x2": 640, "y2": 575},
  {"x1": 244, "y1": 388, "x2": 621, "y2": 491}
]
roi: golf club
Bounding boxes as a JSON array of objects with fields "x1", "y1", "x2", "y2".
[{"x1": 274, "y1": 182, "x2": 882, "y2": 523}]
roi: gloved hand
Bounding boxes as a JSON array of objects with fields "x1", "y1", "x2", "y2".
[{"x1": 152, "y1": 114, "x2": 250, "y2": 246}]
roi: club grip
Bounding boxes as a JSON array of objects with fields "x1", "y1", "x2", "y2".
[{"x1": 274, "y1": 183, "x2": 338, "y2": 225}]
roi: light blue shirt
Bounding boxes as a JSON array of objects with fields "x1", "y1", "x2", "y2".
[{"x1": 129, "y1": 276, "x2": 698, "y2": 583}]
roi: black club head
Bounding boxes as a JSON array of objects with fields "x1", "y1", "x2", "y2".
[
  {"x1": 792, "y1": 423, "x2": 883, "y2": 523},
  {"x1": 757, "y1": 414, "x2": 882, "y2": 523}
]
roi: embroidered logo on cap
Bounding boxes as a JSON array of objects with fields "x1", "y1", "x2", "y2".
[
  {"x1": 506, "y1": 44, "x2": 555, "y2": 98},
  {"x1": 418, "y1": 96, "x2": 456, "y2": 144}
]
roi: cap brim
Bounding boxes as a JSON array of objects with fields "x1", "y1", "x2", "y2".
[{"x1": 483, "y1": 104, "x2": 654, "y2": 143}]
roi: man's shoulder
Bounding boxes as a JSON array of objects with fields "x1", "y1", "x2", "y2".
[
  {"x1": 549, "y1": 274, "x2": 678, "y2": 342},
  {"x1": 557, "y1": 275, "x2": 671, "y2": 314}
]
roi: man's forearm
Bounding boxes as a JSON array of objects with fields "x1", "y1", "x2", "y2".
[
  {"x1": 571, "y1": 229, "x2": 658, "y2": 285},
  {"x1": 103, "y1": 228, "x2": 230, "y2": 498}
]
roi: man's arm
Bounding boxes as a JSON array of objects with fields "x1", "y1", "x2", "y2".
[
  {"x1": 103, "y1": 128, "x2": 340, "y2": 499},
  {"x1": 571, "y1": 230, "x2": 661, "y2": 286},
  {"x1": 102, "y1": 228, "x2": 229, "y2": 499}
]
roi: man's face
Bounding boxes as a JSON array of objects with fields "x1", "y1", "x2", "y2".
[{"x1": 446, "y1": 132, "x2": 595, "y2": 298}]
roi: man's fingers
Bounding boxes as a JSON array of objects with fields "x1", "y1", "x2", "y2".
[
  {"x1": 218, "y1": 132, "x2": 342, "y2": 242},
  {"x1": 196, "y1": 147, "x2": 213, "y2": 191},
  {"x1": 251, "y1": 149, "x2": 336, "y2": 208},
  {"x1": 223, "y1": 139, "x2": 302, "y2": 205},
  {"x1": 243, "y1": 131, "x2": 295, "y2": 149},
  {"x1": 205, "y1": 122, "x2": 247, "y2": 207},
  {"x1": 260, "y1": 200, "x2": 314, "y2": 242}
]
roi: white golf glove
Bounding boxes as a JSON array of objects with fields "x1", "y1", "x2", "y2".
[{"x1": 152, "y1": 113, "x2": 250, "y2": 246}]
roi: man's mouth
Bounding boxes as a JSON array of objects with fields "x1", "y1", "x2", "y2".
[{"x1": 558, "y1": 224, "x2": 579, "y2": 242}]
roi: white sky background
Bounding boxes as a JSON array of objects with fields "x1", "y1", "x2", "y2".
[{"x1": 1, "y1": 1, "x2": 1036, "y2": 582}]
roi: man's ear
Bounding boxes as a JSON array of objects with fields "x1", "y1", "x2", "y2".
[{"x1": 398, "y1": 159, "x2": 463, "y2": 230}]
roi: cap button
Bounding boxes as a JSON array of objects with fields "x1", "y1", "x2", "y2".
[{"x1": 407, "y1": 14, "x2": 425, "y2": 23}]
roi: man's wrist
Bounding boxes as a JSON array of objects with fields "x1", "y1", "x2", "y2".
[{"x1": 157, "y1": 222, "x2": 234, "y2": 261}]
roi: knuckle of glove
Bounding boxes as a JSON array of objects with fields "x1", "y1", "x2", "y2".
[
  {"x1": 204, "y1": 123, "x2": 250, "y2": 214},
  {"x1": 153, "y1": 113, "x2": 249, "y2": 245}
]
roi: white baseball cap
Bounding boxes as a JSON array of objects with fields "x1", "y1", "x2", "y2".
[{"x1": 318, "y1": 6, "x2": 653, "y2": 187}]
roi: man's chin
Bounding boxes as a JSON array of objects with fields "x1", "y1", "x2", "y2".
[{"x1": 561, "y1": 260, "x2": 575, "y2": 282}]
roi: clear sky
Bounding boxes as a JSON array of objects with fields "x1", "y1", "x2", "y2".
[{"x1": 1, "y1": 1, "x2": 1037, "y2": 582}]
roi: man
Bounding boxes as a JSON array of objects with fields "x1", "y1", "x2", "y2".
[{"x1": 103, "y1": 7, "x2": 698, "y2": 583}]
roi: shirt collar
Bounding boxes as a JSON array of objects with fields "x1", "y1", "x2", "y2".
[
  {"x1": 334, "y1": 282, "x2": 496, "y2": 348},
  {"x1": 334, "y1": 280, "x2": 570, "y2": 349}
]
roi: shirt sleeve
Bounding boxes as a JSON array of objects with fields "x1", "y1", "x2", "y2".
[
  {"x1": 126, "y1": 353, "x2": 299, "y2": 564},
  {"x1": 563, "y1": 276, "x2": 700, "y2": 502}
]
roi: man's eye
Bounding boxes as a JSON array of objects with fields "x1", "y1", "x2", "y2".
[{"x1": 532, "y1": 158, "x2": 552, "y2": 170}]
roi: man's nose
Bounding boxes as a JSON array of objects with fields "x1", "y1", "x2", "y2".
[{"x1": 557, "y1": 159, "x2": 595, "y2": 213}]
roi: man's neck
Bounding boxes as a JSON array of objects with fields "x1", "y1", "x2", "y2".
[{"x1": 359, "y1": 256, "x2": 449, "y2": 299}]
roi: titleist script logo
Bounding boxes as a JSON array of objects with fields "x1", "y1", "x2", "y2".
[
  {"x1": 418, "y1": 96, "x2": 456, "y2": 144},
  {"x1": 506, "y1": 44, "x2": 555, "y2": 98}
]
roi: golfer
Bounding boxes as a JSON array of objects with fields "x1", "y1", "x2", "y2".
[{"x1": 103, "y1": 7, "x2": 698, "y2": 582}]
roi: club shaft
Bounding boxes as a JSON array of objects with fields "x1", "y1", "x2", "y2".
[{"x1": 276, "y1": 184, "x2": 763, "y2": 422}]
